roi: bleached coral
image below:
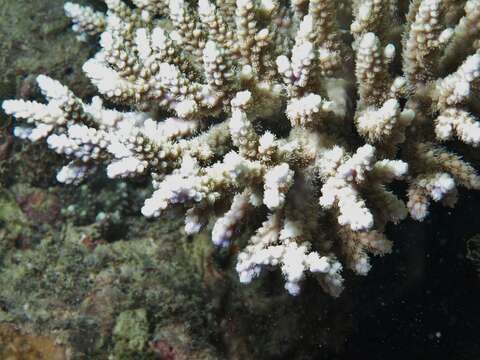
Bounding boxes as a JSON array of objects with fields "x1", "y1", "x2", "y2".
[{"x1": 3, "y1": 0, "x2": 480, "y2": 296}]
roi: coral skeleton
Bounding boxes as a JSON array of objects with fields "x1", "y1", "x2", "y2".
[{"x1": 3, "y1": 0, "x2": 480, "y2": 296}]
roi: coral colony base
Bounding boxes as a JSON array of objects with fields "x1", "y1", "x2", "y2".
[{"x1": 3, "y1": 0, "x2": 480, "y2": 296}]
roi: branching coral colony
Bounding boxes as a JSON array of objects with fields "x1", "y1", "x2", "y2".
[{"x1": 3, "y1": 0, "x2": 480, "y2": 296}]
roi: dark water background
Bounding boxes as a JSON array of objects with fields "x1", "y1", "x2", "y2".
[{"x1": 343, "y1": 188, "x2": 480, "y2": 359}]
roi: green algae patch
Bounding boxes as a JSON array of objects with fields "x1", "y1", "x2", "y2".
[
  {"x1": 113, "y1": 309, "x2": 149, "y2": 353},
  {"x1": 0, "y1": 189, "x2": 31, "y2": 253},
  {"x1": 0, "y1": 215, "x2": 221, "y2": 359}
]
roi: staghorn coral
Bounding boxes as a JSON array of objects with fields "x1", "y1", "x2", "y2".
[{"x1": 2, "y1": 0, "x2": 480, "y2": 296}]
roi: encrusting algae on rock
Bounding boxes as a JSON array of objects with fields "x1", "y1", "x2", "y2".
[{"x1": 3, "y1": 0, "x2": 480, "y2": 297}]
